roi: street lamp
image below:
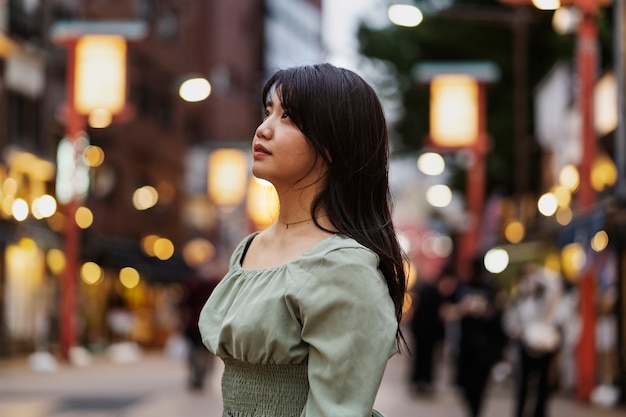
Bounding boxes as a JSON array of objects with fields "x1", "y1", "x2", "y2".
[
  {"x1": 415, "y1": 62, "x2": 499, "y2": 279},
  {"x1": 49, "y1": 20, "x2": 147, "y2": 360}
]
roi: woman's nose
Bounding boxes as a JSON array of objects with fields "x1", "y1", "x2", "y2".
[{"x1": 255, "y1": 121, "x2": 271, "y2": 139}]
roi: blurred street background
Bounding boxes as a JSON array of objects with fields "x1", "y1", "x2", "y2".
[
  {"x1": 0, "y1": 0, "x2": 625, "y2": 415},
  {"x1": 0, "y1": 345, "x2": 624, "y2": 417}
]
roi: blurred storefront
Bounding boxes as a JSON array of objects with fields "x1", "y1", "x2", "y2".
[{"x1": 0, "y1": 0, "x2": 322, "y2": 358}]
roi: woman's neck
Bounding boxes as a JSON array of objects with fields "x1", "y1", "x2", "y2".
[{"x1": 274, "y1": 183, "x2": 318, "y2": 224}]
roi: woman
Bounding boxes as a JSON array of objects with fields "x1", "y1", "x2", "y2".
[{"x1": 199, "y1": 63, "x2": 406, "y2": 417}]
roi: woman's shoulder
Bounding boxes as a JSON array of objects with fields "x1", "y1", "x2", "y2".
[
  {"x1": 288, "y1": 234, "x2": 382, "y2": 287},
  {"x1": 289, "y1": 234, "x2": 395, "y2": 316},
  {"x1": 301, "y1": 233, "x2": 378, "y2": 263}
]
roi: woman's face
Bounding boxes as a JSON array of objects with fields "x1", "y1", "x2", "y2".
[{"x1": 252, "y1": 89, "x2": 327, "y2": 190}]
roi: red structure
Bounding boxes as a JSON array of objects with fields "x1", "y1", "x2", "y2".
[{"x1": 500, "y1": 0, "x2": 606, "y2": 402}]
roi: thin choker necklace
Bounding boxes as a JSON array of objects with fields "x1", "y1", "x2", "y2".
[
  {"x1": 278, "y1": 218, "x2": 313, "y2": 229},
  {"x1": 278, "y1": 215, "x2": 326, "y2": 229}
]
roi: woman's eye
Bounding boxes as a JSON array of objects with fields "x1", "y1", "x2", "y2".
[{"x1": 281, "y1": 112, "x2": 290, "y2": 120}]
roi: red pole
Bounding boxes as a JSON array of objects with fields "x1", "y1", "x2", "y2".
[
  {"x1": 575, "y1": 0, "x2": 598, "y2": 402},
  {"x1": 459, "y1": 84, "x2": 488, "y2": 279},
  {"x1": 59, "y1": 41, "x2": 84, "y2": 360},
  {"x1": 577, "y1": 1, "x2": 598, "y2": 209}
]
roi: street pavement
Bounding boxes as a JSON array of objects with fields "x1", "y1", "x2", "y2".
[{"x1": 0, "y1": 345, "x2": 623, "y2": 417}]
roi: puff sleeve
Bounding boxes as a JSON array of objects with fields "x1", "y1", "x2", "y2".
[{"x1": 294, "y1": 246, "x2": 398, "y2": 417}]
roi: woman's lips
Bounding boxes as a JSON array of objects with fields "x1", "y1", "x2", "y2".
[{"x1": 253, "y1": 144, "x2": 271, "y2": 157}]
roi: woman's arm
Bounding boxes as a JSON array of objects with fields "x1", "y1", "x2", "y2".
[{"x1": 296, "y1": 247, "x2": 397, "y2": 417}]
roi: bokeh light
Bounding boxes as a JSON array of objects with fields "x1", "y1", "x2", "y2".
[
  {"x1": 426, "y1": 184, "x2": 452, "y2": 208},
  {"x1": 132, "y1": 185, "x2": 159, "y2": 210},
  {"x1": 504, "y1": 219, "x2": 525, "y2": 244},
  {"x1": 538, "y1": 193, "x2": 558, "y2": 216},
  {"x1": 183, "y1": 238, "x2": 216, "y2": 267},
  {"x1": 154, "y1": 237, "x2": 174, "y2": 260},
  {"x1": 388, "y1": 4, "x2": 423, "y2": 27},
  {"x1": 591, "y1": 230, "x2": 609, "y2": 252},
  {"x1": 12, "y1": 198, "x2": 29, "y2": 221},
  {"x1": 75, "y1": 206, "x2": 93, "y2": 229},
  {"x1": 119, "y1": 266, "x2": 140, "y2": 289},
  {"x1": 559, "y1": 164, "x2": 580, "y2": 192},
  {"x1": 179, "y1": 77, "x2": 211, "y2": 102},
  {"x1": 484, "y1": 247, "x2": 509, "y2": 274},
  {"x1": 417, "y1": 152, "x2": 445, "y2": 176},
  {"x1": 81, "y1": 261, "x2": 103, "y2": 285},
  {"x1": 47, "y1": 249, "x2": 66, "y2": 276}
]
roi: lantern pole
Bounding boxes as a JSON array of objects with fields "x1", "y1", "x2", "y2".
[
  {"x1": 575, "y1": 0, "x2": 599, "y2": 402},
  {"x1": 458, "y1": 82, "x2": 489, "y2": 278},
  {"x1": 415, "y1": 62, "x2": 499, "y2": 279},
  {"x1": 50, "y1": 21, "x2": 147, "y2": 360},
  {"x1": 59, "y1": 40, "x2": 83, "y2": 361}
]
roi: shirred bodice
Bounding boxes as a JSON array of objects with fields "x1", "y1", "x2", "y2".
[{"x1": 221, "y1": 358, "x2": 309, "y2": 417}]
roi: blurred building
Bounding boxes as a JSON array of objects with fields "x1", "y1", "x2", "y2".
[{"x1": 0, "y1": 0, "x2": 323, "y2": 356}]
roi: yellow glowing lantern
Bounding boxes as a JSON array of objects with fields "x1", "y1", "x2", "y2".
[
  {"x1": 74, "y1": 35, "x2": 127, "y2": 115},
  {"x1": 247, "y1": 177, "x2": 279, "y2": 230},
  {"x1": 208, "y1": 149, "x2": 248, "y2": 208},
  {"x1": 430, "y1": 75, "x2": 479, "y2": 148},
  {"x1": 532, "y1": 0, "x2": 560, "y2": 10}
]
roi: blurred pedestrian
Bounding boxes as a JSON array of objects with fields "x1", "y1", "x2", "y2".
[
  {"x1": 442, "y1": 258, "x2": 503, "y2": 417},
  {"x1": 180, "y1": 270, "x2": 219, "y2": 391},
  {"x1": 198, "y1": 63, "x2": 407, "y2": 416},
  {"x1": 408, "y1": 267, "x2": 451, "y2": 396},
  {"x1": 107, "y1": 295, "x2": 135, "y2": 343},
  {"x1": 503, "y1": 263, "x2": 564, "y2": 417}
]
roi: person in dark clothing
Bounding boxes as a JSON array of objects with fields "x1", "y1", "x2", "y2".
[
  {"x1": 180, "y1": 272, "x2": 219, "y2": 390},
  {"x1": 442, "y1": 258, "x2": 503, "y2": 417},
  {"x1": 408, "y1": 268, "x2": 451, "y2": 396}
]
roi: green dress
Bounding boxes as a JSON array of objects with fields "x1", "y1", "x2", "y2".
[{"x1": 198, "y1": 233, "x2": 398, "y2": 417}]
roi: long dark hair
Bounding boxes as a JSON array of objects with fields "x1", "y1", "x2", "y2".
[{"x1": 261, "y1": 63, "x2": 407, "y2": 347}]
